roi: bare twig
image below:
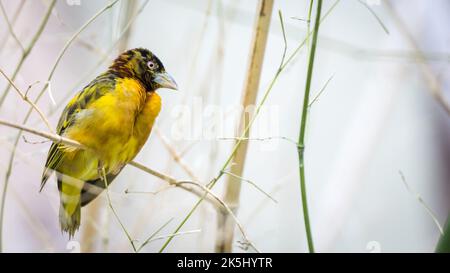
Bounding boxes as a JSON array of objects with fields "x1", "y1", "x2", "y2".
[
  {"x1": 138, "y1": 229, "x2": 201, "y2": 252},
  {"x1": 308, "y1": 73, "x2": 335, "y2": 107},
  {"x1": 21, "y1": 135, "x2": 50, "y2": 144},
  {"x1": 125, "y1": 187, "x2": 173, "y2": 195},
  {"x1": 128, "y1": 161, "x2": 218, "y2": 207},
  {"x1": 221, "y1": 171, "x2": 277, "y2": 203},
  {"x1": 100, "y1": 165, "x2": 137, "y2": 252},
  {"x1": 135, "y1": 218, "x2": 174, "y2": 252},
  {"x1": 0, "y1": 119, "x2": 82, "y2": 148},
  {"x1": 0, "y1": 68, "x2": 53, "y2": 131},
  {"x1": 399, "y1": 171, "x2": 443, "y2": 235},
  {"x1": 154, "y1": 127, "x2": 202, "y2": 182},
  {"x1": 0, "y1": 0, "x2": 56, "y2": 106},
  {"x1": 0, "y1": 0, "x2": 25, "y2": 52},
  {"x1": 177, "y1": 180, "x2": 260, "y2": 253},
  {"x1": 278, "y1": 10, "x2": 287, "y2": 70},
  {"x1": 356, "y1": 0, "x2": 389, "y2": 34},
  {"x1": 0, "y1": 0, "x2": 24, "y2": 52}
]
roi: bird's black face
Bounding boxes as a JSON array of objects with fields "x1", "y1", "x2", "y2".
[{"x1": 110, "y1": 48, "x2": 178, "y2": 92}]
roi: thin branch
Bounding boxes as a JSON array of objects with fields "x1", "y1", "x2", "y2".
[
  {"x1": 24, "y1": 80, "x2": 41, "y2": 97},
  {"x1": 308, "y1": 73, "x2": 335, "y2": 107},
  {"x1": 0, "y1": 0, "x2": 56, "y2": 106},
  {"x1": 356, "y1": 0, "x2": 389, "y2": 35},
  {"x1": 177, "y1": 180, "x2": 260, "y2": 253},
  {"x1": 154, "y1": 127, "x2": 202, "y2": 182},
  {"x1": 136, "y1": 218, "x2": 174, "y2": 252},
  {"x1": 0, "y1": 119, "x2": 81, "y2": 147},
  {"x1": 0, "y1": 0, "x2": 24, "y2": 52},
  {"x1": 278, "y1": 10, "x2": 287, "y2": 69},
  {"x1": 100, "y1": 165, "x2": 137, "y2": 252},
  {"x1": 139, "y1": 229, "x2": 202, "y2": 252},
  {"x1": 279, "y1": 0, "x2": 340, "y2": 72},
  {"x1": 0, "y1": 0, "x2": 25, "y2": 52},
  {"x1": 128, "y1": 161, "x2": 219, "y2": 207},
  {"x1": 221, "y1": 171, "x2": 277, "y2": 204},
  {"x1": 399, "y1": 171, "x2": 443, "y2": 235},
  {"x1": 125, "y1": 187, "x2": 173, "y2": 195},
  {"x1": 22, "y1": 135, "x2": 50, "y2": 144},
  {"x1": 0, "y1": 68, "x2": 53, "y2": 132}
]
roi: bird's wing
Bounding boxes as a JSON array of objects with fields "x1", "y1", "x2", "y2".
[{"x1": 40, "y1": 74, "x2": 116, "y2": 191}]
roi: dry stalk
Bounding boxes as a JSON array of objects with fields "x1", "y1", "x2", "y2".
[{"x1": 215, "y1": 0, "x2": 273, "y2": 253}]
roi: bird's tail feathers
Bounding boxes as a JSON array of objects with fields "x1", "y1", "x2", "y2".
[
  {"x1": 59, "y1": 200, "x2": 81, "y2": 239},
  {"x1": 58, "y1": 175, "x2": 84, "y2": 238}
]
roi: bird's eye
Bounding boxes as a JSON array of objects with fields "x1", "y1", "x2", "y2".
[{"x1": 147, "y1": 61, "x2": 157, "y2": 70}]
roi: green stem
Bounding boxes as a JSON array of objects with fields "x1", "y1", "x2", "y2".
[
  {"x1": 436, "y1": 215, "x2": 450, "y2": 253},
  {"x1": 297, "y1": 0, "x2": 323, "y2": 253}
]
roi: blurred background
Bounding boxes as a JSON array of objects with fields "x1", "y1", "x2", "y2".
[{"x1": 0, "y1": 0, "x2": 448, "y2": 253}]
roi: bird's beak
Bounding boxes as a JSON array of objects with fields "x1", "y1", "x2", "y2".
[{"x1": 154, "y1": 71, "x2": 178, "y2": 90}]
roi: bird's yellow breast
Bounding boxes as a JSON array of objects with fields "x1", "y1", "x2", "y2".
[{"x1": 63, "y1": 77, "x2": 161, "y2": 177}]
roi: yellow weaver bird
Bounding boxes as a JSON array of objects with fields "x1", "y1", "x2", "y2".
[{"x1": 41, "y1": 48, "x2": 177, "y2": 237}]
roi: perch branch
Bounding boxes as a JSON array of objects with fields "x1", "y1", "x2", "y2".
[{"x1": 0, "y1": 118, "x2": 224, "y2": 210}]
